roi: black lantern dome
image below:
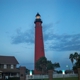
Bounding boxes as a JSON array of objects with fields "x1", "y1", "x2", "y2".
[{"x1": 34, "y1": 13, "x2": 42, "y2": 23}]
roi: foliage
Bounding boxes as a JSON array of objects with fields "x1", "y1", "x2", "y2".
[
  {"x1": 69, "y1": 52, "x2": 80, "y2": 73},
  {"x1": 69, "y1": 53, "x2": 74, "y2": 65},
  {"x1": 73, "y1": 52, "x2": 79, "y2": 61},
  {"x1": 26, "y1": 68, "x2": 30, "y2": 74},
  {"x1": 72, "y1": 66, "x2": 78, "y2": 74},
  {"x1": 75, "y1": 58, "x2": 80, "y2": 68},
  {"x1": 57, "y1": 70, "x2": 62, "y2": 74},
  {"x1": 35, "y1": 57, "x2": 47, "y2": 74},
  {"x1": 35, "y1": 57, "x2": 59, "y2": 74},
  {"x1": 53, "y1": 63, "x2": 60, "y2": 69},
  {"x1": 32, "y1": 70, "x2": 34, "y2": 74},
  {"x1": 69, "y1": 52, "x2": 80, "y2": 67},
  {"x1": 47, "y1": 61, "x2": 53, "y2": 70}
]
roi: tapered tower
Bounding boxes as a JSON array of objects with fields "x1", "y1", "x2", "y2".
[{"x1": 34, "y1": 13, "x2": 45, "y2": 74}]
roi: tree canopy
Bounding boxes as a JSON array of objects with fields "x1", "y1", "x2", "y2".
[
  {"x1": 53, "y1": 63, "x2": 60, "y2": 69},
  {"x1": 35, "y1": 56, "x2": 60, "y2": 74},
  {"x1": 69, "y1": 52, "x2": 80, "y2": 73}
]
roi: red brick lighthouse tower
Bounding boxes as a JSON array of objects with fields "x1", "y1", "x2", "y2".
[{"x1": 34, "y1": 13, "x2": 45, "y2": 74}]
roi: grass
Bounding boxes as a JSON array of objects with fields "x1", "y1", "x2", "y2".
[
  {"x1": 29, "y1": 77, "x2": 78, "y2": 80},
  {"x1": 44, "y1": 77, "x2": 78, "y2": 80}
]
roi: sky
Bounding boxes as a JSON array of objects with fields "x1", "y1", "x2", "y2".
[{"x1": 0, "y1": 0, "x2": 80, "y2": 70}]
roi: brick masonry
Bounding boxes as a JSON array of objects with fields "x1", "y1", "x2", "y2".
[
  {"x1": 20, "y1": 66, "x2": 26, "y2": 80},
  {"x1": 48, "y1": 70, "x2": 53, "y2": 80},
  {"x1": 78, "y1": 68, "x2": 80, "y2": 80}
]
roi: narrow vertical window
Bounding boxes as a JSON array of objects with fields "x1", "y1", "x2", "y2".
[
  {"x1": 11, "y1": 65, "x2": 14, "y2": 69},
  {"x1": 4, "y1": 65, "x2": 7, "y2": 69}
]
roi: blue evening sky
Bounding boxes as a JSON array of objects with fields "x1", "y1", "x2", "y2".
[{"x1": 0, "y1": 0, "x2": 80, "y2": 70}]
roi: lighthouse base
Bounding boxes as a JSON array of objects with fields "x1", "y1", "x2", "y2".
[{"x1": 34, "y1": 69, "x2": 42, "y2": 74}]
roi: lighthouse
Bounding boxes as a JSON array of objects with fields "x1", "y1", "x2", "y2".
[{"x1": 34, "y1": 13, "x2": 45, "y2": 74}]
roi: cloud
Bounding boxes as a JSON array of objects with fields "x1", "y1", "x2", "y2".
[
  {"x1": 55, "y1": 20, "x2": 60, "y2": 24},
  {"x1": 11, "y1": 23, "x2": 54, "y2": 44},
  {"x1": 49, "y1": 34, "x2": 80, "y2": 51},
  {"x1": 11, "y1": 23, "x2": 80, "y2": 51},
  {"x1": 11, "y1": 28, "x2": 34, "y2": 44}
]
